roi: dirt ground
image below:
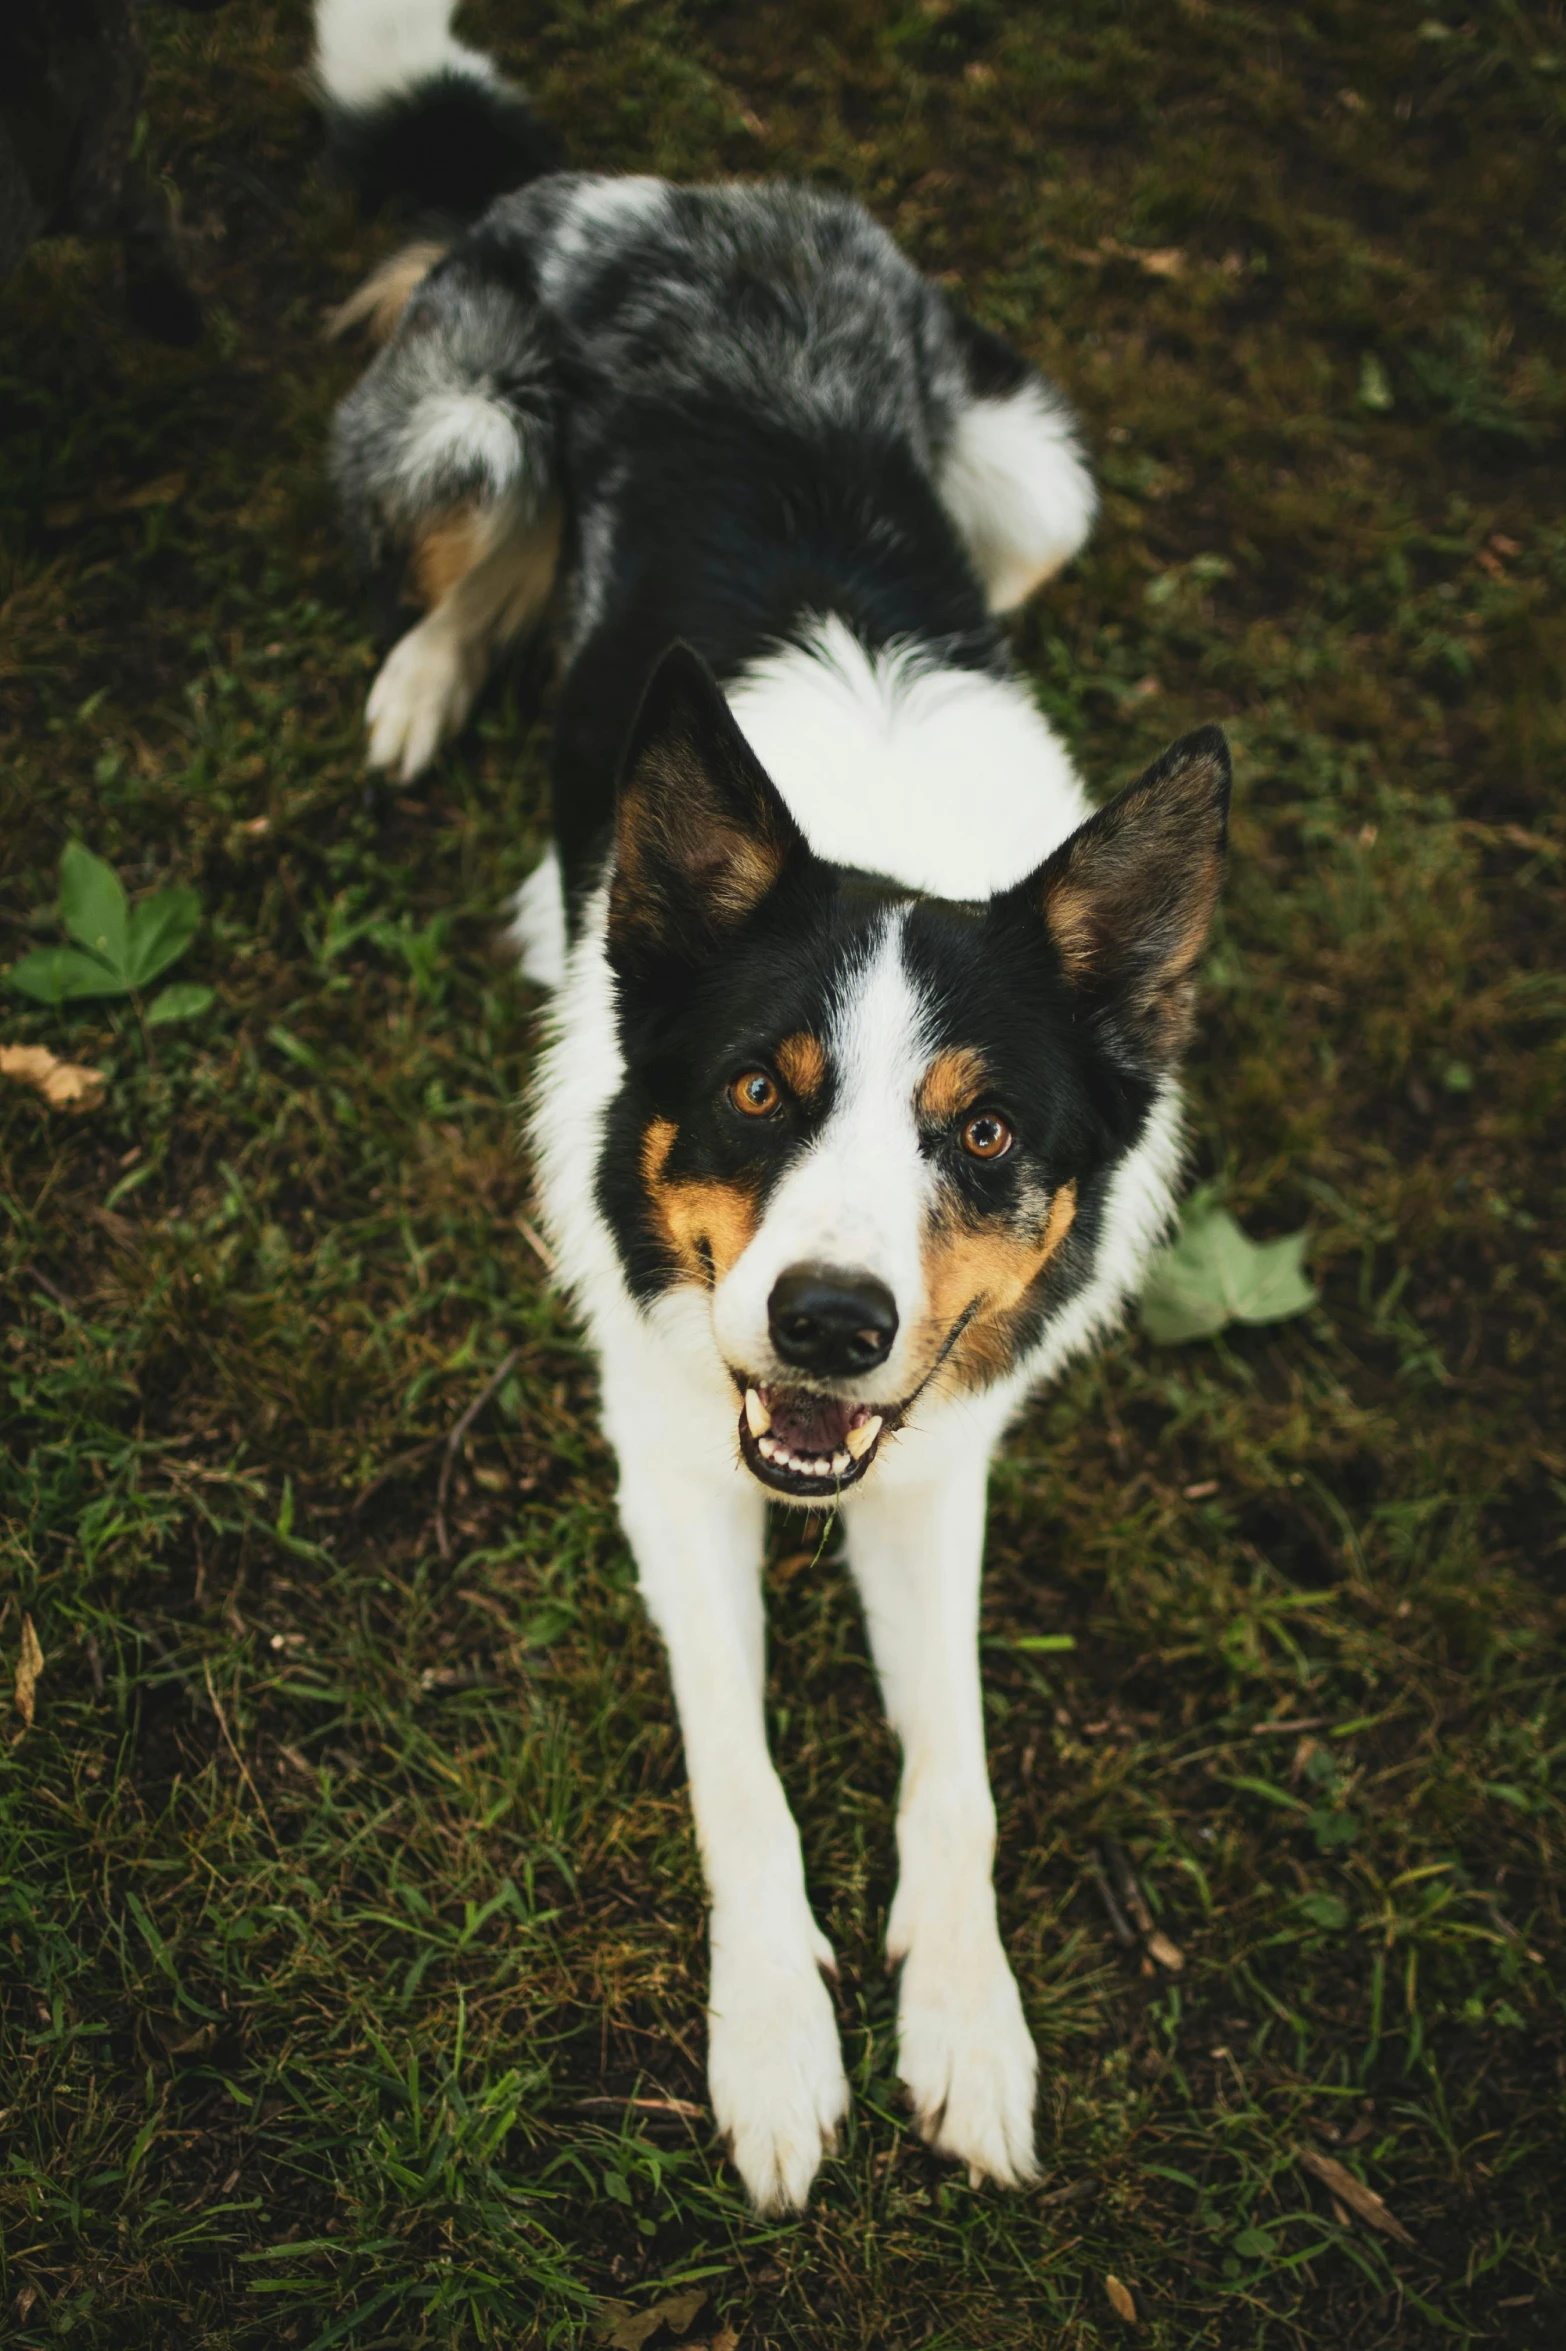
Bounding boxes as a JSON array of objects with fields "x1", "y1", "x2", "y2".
[{"x1": 1, "y1": 2, "x2": 1562, "y2": 2344}]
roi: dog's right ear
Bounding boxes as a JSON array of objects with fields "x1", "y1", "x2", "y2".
[{"x1": 608, "y1": 642, "x2": 810, "y2": 978}]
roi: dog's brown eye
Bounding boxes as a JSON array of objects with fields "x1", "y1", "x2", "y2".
[
  {"x1": 962, "y1": 1111, "x2": 1013, "y2": 1161},
  {"x1": 731, "y1": 1069, "x2": 781, "y2": 1117}
]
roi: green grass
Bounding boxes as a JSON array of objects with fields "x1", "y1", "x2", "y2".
[{"x1": 2, "y1": 2, "x2": 1563, "y2": 2343}]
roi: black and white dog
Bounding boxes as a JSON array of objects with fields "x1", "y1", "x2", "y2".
[{"x1": 316, "y1": 0, "x2": 1229, "y2": 2212}]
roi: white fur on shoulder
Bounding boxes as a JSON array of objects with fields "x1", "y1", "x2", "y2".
[
  {"x1": 314, "y1": 0, "x2": 495, "y2": 113},
  {"x1": 940, "y1": 379, "x2": 1097, "y2": 613},
  {"x1": 726, "y1": 619, "x2": 1092, "y2": 899}
]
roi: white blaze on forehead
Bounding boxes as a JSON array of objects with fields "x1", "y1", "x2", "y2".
[{"x1": 710, "y1": 911, "x2": 936, "y2": 1393}]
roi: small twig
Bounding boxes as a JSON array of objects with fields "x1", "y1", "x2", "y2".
[
  {"x1": 1097, "y1": 1840, "x2": 1185, "y2": 1972},
  {"x1": 1249, "y1": 1716, "x2": 1336, "y2": 1736},
  {"x1": 434, "y1": 1348, "x2": 521, "y2": 1562},
  {"x1": 23, "y1": 1264, "x2": 74, "y2": 1309},
  {"x1": 203, "y1": 1658, "x2": 277, "y2": 1847},
  {"x1": 569, "y1": 2095, "x2": 705, "y2": 2122},
  {"x1": 516, "y1": 1214, "x2": 556, "y2": 1274},
  {"x1": 1103, "y1": 1839, "x2": 1155, "y2": 1937},
  {"x1": 1091, "y1": 1863, "x2": 1138, "y2": 1949},
  {"x1": 350, "y1": 1437, "x2": 440, "y2": 1515},
  {"x1": 1035, "y1": 2175, "x2": 1101, "y2": 2211}
]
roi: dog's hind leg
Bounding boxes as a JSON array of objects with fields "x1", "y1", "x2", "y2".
[
  {"x1": 364, "y1": 491, "x2": 560, "y2": 779},
  {"x1": 330, "y1": 254, "x2": 559, "y2": 778},
  {"x1": 843, "y1": 1429, "x2": 1040, "y2": 2188}
]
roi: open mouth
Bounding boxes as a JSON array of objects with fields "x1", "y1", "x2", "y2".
[{"x1": 735, "y1": 1381, "x2": 892, "y2": 1499}]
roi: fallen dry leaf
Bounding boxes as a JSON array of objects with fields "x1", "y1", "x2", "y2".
[
  {"x1": 596, "y1": 2289, "x2": 708, "y2": 2350},
  {"x1": 710, "y1": 2329, "x2": 739, "y2": 2351},
  {"x1": 1297, "y1": 2147, "x2": 1413, "y2": 2246},
  {"x1": 1105, "y1": 2274, "x2": 1139, "y2": 2323},
  {"x1": 0, "y1": 1042, "x2": 106, "y2": 1110},
  {"x1": 118, "y1": 470, "x2": 187, "y2": 510},
  {"x1": 1075, "y1": 237, "x2": 1187, "y2": 278},
  {"x1": 15, "y1": 1616, "x2": 44, "y2": 1730}
]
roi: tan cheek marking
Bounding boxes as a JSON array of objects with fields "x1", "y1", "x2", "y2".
[
  {"x1": 641, "y1": 1116, "x2": 760, "y2": 1287},
  {"x1": 916, "y1": 1045, "x2": 990, "y2": 1126},
  {"x1": 775, "y1": 1031, "x2": 826, "y2": 1104},
  {"x1": 916, "y1": 1180, "x2": 1078, "y2": 1393}
]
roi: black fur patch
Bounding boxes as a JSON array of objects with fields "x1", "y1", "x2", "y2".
[
  {"x1": 325, "y1": 74, "x2": 562, "y2": 220},
  {"x1": 552, "y1": 414, "x2": 1006, "y2": 899}
]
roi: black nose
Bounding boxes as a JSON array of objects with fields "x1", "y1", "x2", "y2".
[{"x1": 768, "y1": 1264, "x2": 899, "y2": 1378}]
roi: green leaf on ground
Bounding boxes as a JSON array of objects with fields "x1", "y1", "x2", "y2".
[
  {"x1": 6, "y1": 847, "x2": 202, "y2": 1007},
  {"x1": 146, "y1": 982, "x2": 216, "y2": 1026},
  {"x1": 7, "y1": 946, "x2": 130, "y2": 1004},
  {"x1": 1141, "y1": 1188, "x2": 1318, "y2": 1343},
  {"x1": 59, "y1": 841, "x2": 129, "y2": 973},
  {"x1": 126, "y1": 888, "x2": 202, "y2": 988}
]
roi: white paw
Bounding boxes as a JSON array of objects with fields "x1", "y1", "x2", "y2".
[
  {"x1": 893, "y1": 1921, "x2": 1039, "y2": 2187},
  {"x1": 706, "y1": 1923, "x2": 848, "y2": 2213},
  {"x1": 364, "y1": 616, "x2": 481, "y2": 780}
]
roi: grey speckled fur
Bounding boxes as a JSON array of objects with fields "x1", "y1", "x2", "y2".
[{"x1": 330, "y1": 170, "x2": 1045, "y2": 649}]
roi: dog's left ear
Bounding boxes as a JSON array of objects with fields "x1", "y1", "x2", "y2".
[
  {"x1": 1004, "y1": 726, "x2": 1231, "y2": 1065},
  {"x1": 608, "y1": 642, "x2": 810, "y2": 979}
]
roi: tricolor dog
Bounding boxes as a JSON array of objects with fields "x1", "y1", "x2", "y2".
[{"x1": 316, "y1": 0, "x2": 1230, "y2": 2212}]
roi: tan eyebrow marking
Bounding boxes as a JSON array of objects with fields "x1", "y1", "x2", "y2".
[
  {"x1": 916, "y1": 1045, "x2": 990, "y2": 1125},
  {"x1": 774, "y1": 1031, "x2": 827, "y2": 1103}
]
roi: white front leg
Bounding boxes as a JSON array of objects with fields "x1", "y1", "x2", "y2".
[
  {"x1": 843, "y1": 1432, "x2": 1039, "y2": 2186},
  {"x1": 601, "y1": 1349, "x2": 848, "y2": 2212}
]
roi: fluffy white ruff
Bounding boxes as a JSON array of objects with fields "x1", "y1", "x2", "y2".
[
  {"x1": 313, "y1": 0, "x2": 496, "y2": 112},
  {"x1": 726, "y1": 619, "x2": 1092, "y2": 900},
  {"x1": 940, "y1": 379, "x2": 1097, "y2": 613}
]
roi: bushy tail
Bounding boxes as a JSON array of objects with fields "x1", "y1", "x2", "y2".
[{"x1": 313, "y1": 0, "x2": 561, "y2": 217}]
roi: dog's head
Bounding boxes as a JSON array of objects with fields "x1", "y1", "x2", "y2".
[{"x1": 600, "y1": 644, "x2": 1229, "y2": 1503}]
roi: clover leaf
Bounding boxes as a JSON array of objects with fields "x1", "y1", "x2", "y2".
[
  {"x1": 1141, "y1": 1186, "x2": 1318, "y2": 1344},
  {"x1": 7, "y1": 844, "x2": 206, "y2": 1018}
]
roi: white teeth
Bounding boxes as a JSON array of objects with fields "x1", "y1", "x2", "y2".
[
  {"x1": 744, "y1": 1387, "x2": 771, "y2": 1437},
  {"x1": 831, "y1": 1450, "x2": 851, "y2": 1476},
  {"x1": 758, "y1": 1435, "x2": 783, "y2": 1461},
  {"x1": 845, "y1": 1416, "x2": 883, "y2": 1462}
]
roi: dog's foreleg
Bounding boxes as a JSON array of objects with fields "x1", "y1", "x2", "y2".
[
  {"x1": 603, "y1": 1356, "x2": 848, "y2": 2213},
  {"x1": 365, "y1": 493, "x2": 560, "y2": 780},
  {"x1": 844, "y1": 1441, "x2": 1039, "y2": 2186}
]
